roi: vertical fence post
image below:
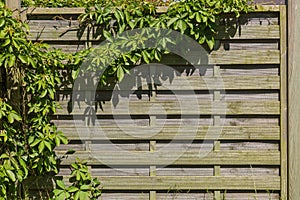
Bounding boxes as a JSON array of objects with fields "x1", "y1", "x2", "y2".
[
  {"x1": 5, "y1": 0, "x2": 21, "y2": 18},
  {"x1": 149, "y1": 65, "x2": 157, "y2": 200},
  {"x1": 213, "y1": 65, "x2": 221, "y2": 200},
  {"x1": 280, "y1": 5, "x2": 288, "y2": 200},
  {"x1": 4, "y1": 0, "x2": 21, "y2": 108},
  {"x1": 288, "y1": 0, "x2": 300, "y2": 199}
]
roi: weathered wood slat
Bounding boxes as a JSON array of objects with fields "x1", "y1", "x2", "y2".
[
  {"x1": 57, "y1": 150, "x2": 280, "y2": 165},
  {"x1": 208, "y1": 50, "x2": 280, "y2": 65},
  {"x1": 55, "y1": 100, "x2": 280, "y2": 115},
  {"x1": 279, "y1": 5, "x2": 288, "y2": 199},
  {"x1": 28, "y1": 25, "x2": 279, "y2": 41},
  {"x1": 25, "y1": 175, "x2": 280, "y2": 191},
  {"x1": 82, "y1": 176, "x2": 281, "y2": 190},
  {"x1": 146, "y1": 75, "x2": 280, "y2": 90},
  {"x1": 211, "y1": 25, "x2": 278, "y2": 40},
  {"x1": 57, "y1": 126, "x2": 280, "y2": 141},
  {"x1": 22, "y1": 5, "x2": 280, "y2": 16},
  {"x1": 23, "y1": 7, "x2": 86, "y2": 15},
  {"x1": 57, "y1": 75, "x2": 280, "y2": 91},
  {"x1": 158, "y1": 50, "x2": 280, "y2": 65}
]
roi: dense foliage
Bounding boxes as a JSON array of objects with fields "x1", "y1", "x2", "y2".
[
  {"x1": 0, "y1": 2, "x2": 100, "y2": 199},
  {"x1": 73, "y1": 0, "x2": 252, "y2": 83},
  {"x1": 0, "y1": 2, "x2": 67, "y2": 198},
  {"x1": 52, "y1": 159, "x2": 101, "y2": 200},
  {"x1": 22, "y1": 0, "x2": 171, "y2": 7},
  {"x1": 1, "y1": 0, "x2": 252, "y2": 199}
]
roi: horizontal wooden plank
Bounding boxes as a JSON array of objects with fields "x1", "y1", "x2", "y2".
[
  {"x1": 55, "y1": 100, "x2": 280, "y2": 115},
  {"x1": 24, "y1": 175, "x2": 280, "y2": 191},
  {"x1": 253, "y1": 5, "x2": 281, "y2": 12},
  {"x1": 57, "y1": 126, "x2": 280, "y2": 141},
  {"x1": 28, "y1": 25, "x2": 279, "y2": 41},
  {"x1": 158, "y1": 50, "x2": 280, "y2": 65},
  {"x1": 216, "y1": 25, "x2": 279, "y2": 40},
  {"x1": 23, "y1": 7, "x2": 86, "y2": 15},
  {"x1": 22, "y1": 5, "x2": 280, "y2": 16},
  {"x1": 75, "y1": 176, "x2": 281, "y2": 190},
  {"x1": 56, "y1": 75, "x2": 280, "y2": 90},
  {"x1": 148, "y1": 76, "x2": 280, "y2": 90},
  {"x1": 57, "y1": 151, "x2": 280, "y2": 165},
  {"x1": 208, "y1": 50, "x2": 280, "y2": 65}
]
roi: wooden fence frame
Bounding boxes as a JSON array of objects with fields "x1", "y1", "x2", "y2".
[
  {"x1": 4, "y1": 0, "x2": 300, "y2": 199},
  {"x1": 287, "y1": 0, "x2": 300, "y2": 199}
]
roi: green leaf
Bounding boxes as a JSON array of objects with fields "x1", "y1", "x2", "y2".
[
  {"x1": 38, "y1": 141, "x2": 45, "y2": 153},
  {"x1": 8, "y1": 54, "x2": 16, "y2": 68},
  {"x1": 80, "y1": 185, "x2": 90, "y2": 190},
  {"x1": 74, "y1": 191, "x2": 80, "y2": 200},
  {"x1": 19, "y1": 158, "x2": 28, "y2": 177},
  {"x1": 103, "y1": 30, "x2": 112, "y2": 40},
  {"x1": 56, "y1": 191, "x2": 70, "y2": 200},
  {"x1": 53, "y1": 189, "x2": 63, "y2": 196},
  {"x1": 12, "y1": 39, "x2": 20, "y2": 50},
  {"x1": 177, "y1": 20, "x2": 187, "y2": 33},
  {"x1": 141, "y1": 51, "x2": 150, "y2": 64},
  {"x1": 7, "y1": 113, "x2": 14, "y2": 123},
  {"x1": 48, "y1": 88, "x2": 55, "y2": 100},
  {"x1": 72, "y1": 68, "x2": 80, "y2": 80},
  {"x1": 28, "y1": 57, "x2": 37, "y2": 68},
  {"x1": 76, "y1": 171, "x2": 81, "y2": 181},
  {"x1": 6, "y1": 170, "x2": 16, "y2": 182},
  {"x1": 116, "y1": 66, "x2": 124, "y2": 82},
  {"x1": 167, "y1": 17, "x2": 178, "y2": 27},
  {"x1": 206, "y1": 37, "x2": 215, "y2": 50},
  {"x1": 0, "y1": 153, "x2": 9, "y2": 159},
  {"x1": 56, "y1": 180, "x2": 66, "y2": 189},
  {"x1": 18, "y1": 54, "x2": 29, "y2": 64},
  {"x1": 44, "y1": 141, "x2": 52, "y2": 151},
  {"x1": 68, "y1": 186, "x2": 79, "y2": 193},
  {"x1": 0, "y1": 18, "x2": 5, "y2": 27},
  {"x1": 10, "y1": 111, "x2": 21, "y2": 121},
  {"x1": 59, "y1": 134, "x2": 68, "y2": 144},
  {"x1": 0, "y1": 132, "x2": 8, "y2": 142},
  {"x1": 79, "y1": 191, "x2": 89, "y2": 200},
  {"x1": 40, "y1": 89, "x2": 47, "y2": 98},
  {"x1": 196, "y1": 12, "x2": 201, "y2": 23},
  {"x1": 1, "y1": 39, "x2": 10, "y2": 47}
]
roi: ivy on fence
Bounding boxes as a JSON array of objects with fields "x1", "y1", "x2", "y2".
[{"x1": 0, "y1": 0, "x2": 251, "y2": 199}]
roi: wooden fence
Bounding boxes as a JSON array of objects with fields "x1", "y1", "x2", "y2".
[{"x1": 12, "y1": 4, "x2": 290, "y2": 200}]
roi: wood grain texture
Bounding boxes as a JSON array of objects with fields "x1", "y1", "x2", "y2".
[
  {"x1": 158, "y1": 50, "x2": 280, "y2": 65},
  {"x1": 139, "y1": 75, "x2": 280, "y2": 90},
  {"x1": 57, "y1": 126, "x2": 280, "y2": 141},
  {"x1": 57, "y1": 150, "x2": 280, "y2": 165},
  {"x1": 288, "y1": 1, "x2": 300, "y2": 199},
  {"x1": 5, "y1": 0, "x2": 20, "y2": 17},
  {"x1": 25, "y1": 175, "x2": 280, "y2": 190},
  {"x1": 27, "y1": 25, "x2": 280, "y2": 41},
  {"x1": 77, "y1": 176, "x2": 281, "y2": 191},
  {"x1": 55, "y1": 100, "x2": 280, "y2": 115},
  {"x1": 22, "y1": 5, "x2": 280, "y2": 16},
  {"x1": 279, "y1": 5, "x2": 288, "y2": 200}
]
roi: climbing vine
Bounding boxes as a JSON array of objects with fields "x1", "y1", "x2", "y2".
[
  {"x1": 0, "y1": 2, "x2": 68, "y2": 198},
  {"x1": 22, "y1": 0, "x2": 171, "y2": 7},
  {"x1": 73, "y1": 0, "x2": 252, "y2": 82},
  {"x1": 1, "y1": 0, "x2": 252, "y2": 199}
]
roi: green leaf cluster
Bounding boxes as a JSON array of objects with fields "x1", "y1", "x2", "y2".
[
  {"x1": 52, "y1": 159, "x2": 101, "y2": 200},
  {"x1": 76, "y1": 0, "x2": 252, "y2": 82},
  {"x1": 0, "y1": 3, "x2": 70, "y2": 199},
  {"x1": 22, "y1": 0, "x2": 170, "y2": 8}
]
